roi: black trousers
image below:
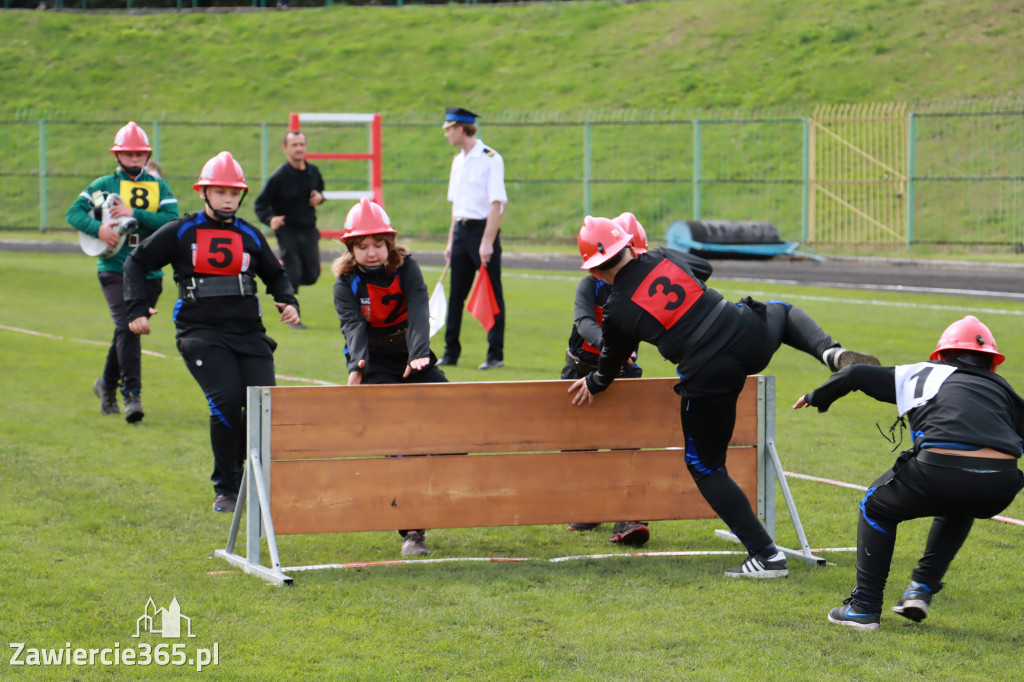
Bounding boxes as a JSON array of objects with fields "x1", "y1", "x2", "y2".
[
  {"x1": 99, "y1": 271, "x2": 162, "y2": 396},
  {"x1": 678, "y1": 300, "x2": 842, "y2": 554},
  {"x1": 444, "y1": 219, "x2": 504, "y2": 363},
  {"x1": 275, "y1": 224, "x2": 321, "y2": 292},
  {"x1": 177, "y1": 329, "x2": 277, "y2": 497},
  {"x1": 854, "y1": 452, "x2": 1022, "y2": 609}
]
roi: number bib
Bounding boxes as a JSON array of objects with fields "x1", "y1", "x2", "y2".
[
  {"x1": 119, "y1": 180, "x2": 160, "y2": 213},
  {"x1": 192, "y1": 229, "x2": 246, "y2": 275},
  {"x1": 630, "y1": 259, "x2": 705, "y2": 329},
  {"x1": 894, "y1": 362, "x2": 957, "y2": 416},
  {"x1": 363, "y1": 280, "x2": 408, "y2": 326},
  {"x1": 581, "y1": 305, "x2": 604, "y2": 354}
]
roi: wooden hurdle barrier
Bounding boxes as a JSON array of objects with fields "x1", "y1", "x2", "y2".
[{"x1": 216, "y1": 376, "x2": 823, "y2": 585}]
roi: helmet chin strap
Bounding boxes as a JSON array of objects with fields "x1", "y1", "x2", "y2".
[
  {"x1": 202, "y1": 188, "x2": 248, "y2": 221},
  {"x1": 117, "y1": 153, "x2": 150, "y2": 181}
]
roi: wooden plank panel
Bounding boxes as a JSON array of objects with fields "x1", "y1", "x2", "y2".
[
  {"x1": 270, "y1": 446, "x2": 758, "y2": 535},
  {"x1": 268, "y1": 376, "x2": 762, "y2": 460}
]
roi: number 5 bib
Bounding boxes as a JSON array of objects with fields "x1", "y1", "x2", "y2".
[{"x1": 193, "y1": 229, "x2": 247, "y2": 276}]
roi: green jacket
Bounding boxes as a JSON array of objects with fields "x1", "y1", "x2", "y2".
[{"x1": 66, "y1": 168, "x2": 179, "y2": 276}]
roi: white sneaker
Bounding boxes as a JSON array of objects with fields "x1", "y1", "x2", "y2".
[{"x1": 724, "y1": 551, "x2": 789, "y2": 578}]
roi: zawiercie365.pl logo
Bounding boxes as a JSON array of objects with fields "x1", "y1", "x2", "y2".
[{"x1": 10, "y1": 597, "x2": 220, "y2": 672}]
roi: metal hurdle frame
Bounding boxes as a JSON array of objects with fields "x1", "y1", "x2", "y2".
[{"x1": 215, "y1": 377, "x2": 824, "y2": 585}]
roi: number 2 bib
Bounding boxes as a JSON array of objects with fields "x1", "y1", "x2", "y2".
[
  {"x1": 364, "y1": 280, "x2": 408, "y2": 326},
  {"x1": 630, "y1": 259, "x2": 705, "y2": 329}
]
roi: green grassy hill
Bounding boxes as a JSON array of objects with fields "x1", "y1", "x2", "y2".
[{"x1": 2, "y1": 0, "x2": 1022, "y2": 119}]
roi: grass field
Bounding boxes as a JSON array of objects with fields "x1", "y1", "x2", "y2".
[{"x1": 2, "y1": 249, "x2": 1022, "y2": 679}]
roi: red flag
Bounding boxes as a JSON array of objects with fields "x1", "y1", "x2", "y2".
[{"x1": 466, "y1": 264, "x2": 501, "y2": 332}]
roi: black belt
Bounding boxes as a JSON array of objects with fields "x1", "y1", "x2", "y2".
[
  {"x1": 368, "y1": 326, "x2": 408, "y2": 348},
  {"x1": 918, "y1": 449, "x2": 1018, "y2": 471},
  {"x1": 566, "y1": 349, "x2": 598, "y2": 374},
  {"x1": 179, "y1": 274, "x2": 258, "y2": 301},
  {"x1": 456, "y1": 218, "x2": 487, "y2": 228}
]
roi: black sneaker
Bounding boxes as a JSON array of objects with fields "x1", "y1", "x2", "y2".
[
  {"x1": 724, "y1": 551, "x2": 789, "y2": 578},
  {"x1": 212, "y1": 494, "x2": 237, "y2": 513},
  {"x1": 124, "y1": 392, "x2": 144, "y2": 423},
  {"x1": 93, "y1": 378, "x2": 119, "y2": 415},
  {"x1": 437, "y1": 355, "x2": 457, "y2": 367},
  {"x1": 828, "y1": 597, "x2": 880, "y2": 631},
  {"x1": 478, "y1": 359, "x2": 505, "y2": 370},
  {"x1": 566, "y1": 522, "x2": 601, "y2": 532},
  {"x1": 401, "y1": 531, "x2": 429, "y2": 557},
  {"x1": 892, "y1": 581, "x2": 933, "y2": 622},
  {"x1": 825, "y1": 347, "x2": 881, "y2": 372},
  {"x1": 609, "y1": 521, "x2": 650, "y2": 547}
]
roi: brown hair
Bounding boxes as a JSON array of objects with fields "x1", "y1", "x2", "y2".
[
  {"x1": 283, "y1": 130, "x2": 306, "y2": 146},
  {"x1": 331, "y1": 233, "x2": 408, "y2": 277}
]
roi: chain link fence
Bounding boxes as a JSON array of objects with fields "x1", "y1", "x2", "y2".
[{"x1": 3, "y1": 100, "x2": 1022, "y2": 250}]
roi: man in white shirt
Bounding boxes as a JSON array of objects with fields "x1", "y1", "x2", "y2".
[{"x1": 440, "y1": 107, "x2": 509, "y2": 370}]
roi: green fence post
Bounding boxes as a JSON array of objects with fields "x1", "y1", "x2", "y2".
[
  {"x1": 692, "y1": 119, "x2": 701, "y2": 220},
  {"x1": 39, "y1": 120, "x2": 48, "y2": 231},
  {"x1": 907, "y1": 112, "x2": 916, "y2": 246},
  {"x1": 261, "y1": 122, "x2": 269, "y2": 191},
  {"x1": 583, "y1": 121, "x2": 592, "y2": 217},
  {"x1": 801, "y1": 117, "x2": 810, "y2": 243}
]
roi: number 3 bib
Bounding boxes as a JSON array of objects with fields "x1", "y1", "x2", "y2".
[{"x1": 630, "y1": 259, "x2": 705, "y2": 329}]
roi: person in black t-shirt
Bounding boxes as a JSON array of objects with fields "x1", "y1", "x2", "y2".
[{"x1": 254, "y1": 130, "x2": 325, "y2": 328}]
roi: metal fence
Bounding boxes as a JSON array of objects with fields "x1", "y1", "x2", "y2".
[{"x1": 3, "y1": 100, "x2": 1023, "y2": 250}]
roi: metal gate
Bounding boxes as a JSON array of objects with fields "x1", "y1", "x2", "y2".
[{"x1": 808, "y1": 103, "x2": 908, "y2": 245}]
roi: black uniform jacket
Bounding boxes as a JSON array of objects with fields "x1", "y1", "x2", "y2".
[
  {"x1": 254, "y1": 162, "x2": 325, "y2": 230},
  {"x1": 804, "y1": 362, "x2": 1024, "y2": 458},
  {"x1": 586, "y1": 247, "x2": 715, "y2": 394},
  {"x1": 333, "y1": 255, "x2": 432, "y2": 374},
  {"x1": 124, "y1": 211, "x2": 298, "y2": 335}
]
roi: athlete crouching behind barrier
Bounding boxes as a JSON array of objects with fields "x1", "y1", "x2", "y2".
[
  {"x1": 331, "y1": 197, "x2": 448, "y2": 558},
  {"x1": 567, "y1": 215, "x2": 880, "y2": 578},
  {"x1": 124, "y1": 152, "x2": 301, "y2": 515},
  {"x1": 795, "y1": 315, "x2": 1024, "y2": 631}
]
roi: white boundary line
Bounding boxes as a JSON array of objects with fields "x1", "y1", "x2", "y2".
[
  {"x1": 418, "y1": 267, "x2": 1024, "y2": 316},
  {"x1": 2, "y1": 324, "x2": 167, "y2": 358},
  {"x1": 281, "y1": 547, "x2": 861, "y2": 573},
  {"x1": 784, "y1": 471, "x2": 1024, "y2": 526},
  {"x1": 0, "y1": 324, "x2": 328, "y2": 381}
]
